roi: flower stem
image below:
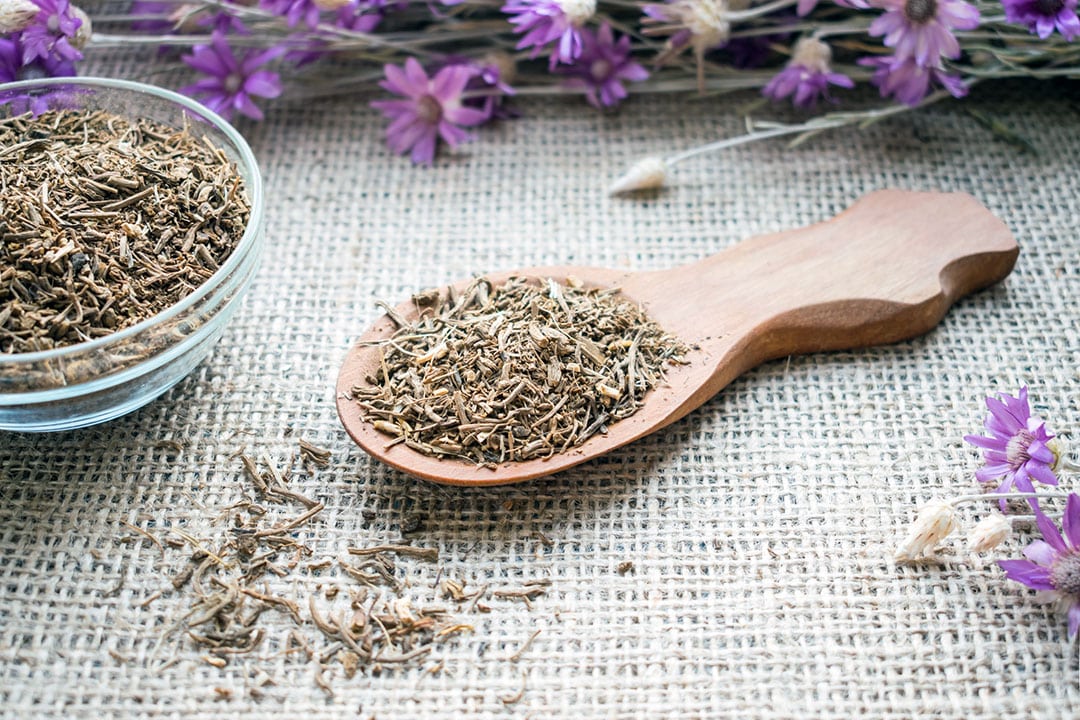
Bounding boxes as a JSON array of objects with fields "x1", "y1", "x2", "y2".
[{"x1": 664, "y1": 88, "x2": 956, "y2": 167}]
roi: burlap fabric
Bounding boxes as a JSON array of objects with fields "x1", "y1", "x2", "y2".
[{"x1": 2, "y1": 49, "x2": 1078, "y2": 718}]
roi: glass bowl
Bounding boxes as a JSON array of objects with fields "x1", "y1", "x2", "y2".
[{"x1": 0, "y1": 77, "x2": 265, "y2": 432}]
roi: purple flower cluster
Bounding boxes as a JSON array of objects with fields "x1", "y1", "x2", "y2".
[
  {"x1": 0, "y1": 0, "x2": 81, "y2": 84},
  {"x1": 12, "y1": 0, "x2": 1074, "y2": 162},
  {"x1": 861, "y1": 0, "x2": 978, "y2": 105}
]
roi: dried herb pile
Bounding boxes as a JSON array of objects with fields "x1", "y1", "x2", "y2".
[
  {"x1": 352, "y1": 276, "x2": 690, "y2": 464},
  {"x1": 141, "y1": 442, "x2": 547, "y2": 694},
  {"x1": 0, "y1": 108, "x2": 250, "y2": 353}
]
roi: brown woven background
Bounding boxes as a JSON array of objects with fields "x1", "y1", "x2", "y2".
[{"x1": 2, "y1": 45, "x2": 1079, "y2": 718}]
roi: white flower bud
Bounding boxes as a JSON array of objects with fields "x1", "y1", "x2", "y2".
[
  {"x1": 0, "y1": 0, "x2": 39, "y2": 34},
  {"x1": 609, "y1": 156, "x2": 668, "y2": 195},
  {"x1": 556, "y1": 0, "x2": 596, "y2": 26},
  {"x1": 894, "y1": 498, "x2": 957, "y2": 561},
  {"x1": 481, "y1": 50, "x2": 517, "y2": 87},
  {"x1": 70, "y1": 5, "x2": 92, "y2": 51},
  {"x1": 967, "y1": 513, "x2": 1011, "y2": 553}
]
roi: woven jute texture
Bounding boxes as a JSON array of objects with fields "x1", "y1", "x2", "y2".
[{"x1": 2, "y1": 50, "x2": 1079, "y2": 718}]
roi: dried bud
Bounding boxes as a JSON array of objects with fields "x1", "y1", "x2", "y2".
[
  {"x1": 790, "y1": 37, "x2": 833, "y2": 75},
  {"x1": 609, "y1": 156, "x2": 668, "y2": 195},
  {"x1": 1048, "y1": 437, "x2": 1064, "y2": 473},
  {"x1": 967, "y1": 513, "x2": 1011, "y2": 553},
  {"x1": 556, "y1": 0, "x2": 596, "y2": 26},
  {"x1": 894, "y1": 498, "x2": 957, "y2": 561},
  {"x1": 313, "y1": 0, "x2": 352, "y2": 9},
  {"x1": 0, "y1": 0, "x2": 39, "y2": 34},
  {"x1": 70, "y1": 6, "x2": 92, "y2": 51},
  {"x1": 481, "y1": 50, "x2": 517, "y2": 87}
]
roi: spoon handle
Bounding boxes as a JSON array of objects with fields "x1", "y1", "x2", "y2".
[{"x1": 635, "y1": 190, "x2": 1018, "y2": 371}]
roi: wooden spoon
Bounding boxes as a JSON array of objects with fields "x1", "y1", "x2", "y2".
[{"x1": 336, "y1": 190, "x2": 1018, "y2": 486}]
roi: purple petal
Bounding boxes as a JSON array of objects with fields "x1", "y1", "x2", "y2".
[
  {"x1": 244, "y1": 71, "x2": 282, "y2": 99},
  {"x1": 404, "y1": 56, "x2": 430, "y2": 88},
  {"x1": 382, "y1": 63, "x2": 417, "y2": 97},
  {"x1": 184, "y1": 47, "x2": 228, "y2": 76},
  {"x1": 967, "y1": 433, "x2": 1006, "y2": 451},
  {"x1": 975, "y1": 462, "x2": 1012, "y2": 483},
  {"x1": 410, "y1": 130, "x2": 438, "y2": 164},
  {"x1": 1069, "y1": 603, "x2": 1080, "y2": 639},
  {"x1": 986, "y1": 396, "x2": 1024, "y2": 434},
  {"x1": 442, "y1": 104, "x2": 488, "y2": 126},
  {"x1": 1064, "y1": 494, "x2": 1080, "y2": 549},
  {"x1": 430, "y1": 65, "x2": 472, "y2": 102},
  {"x1": 998, "y1": 559, "x2": 1056, "y2": 590},
  {"x1": 1036, "y1": 511, "x2": 1068, "y2": 553},
  {"x1": 1023, "y1": 539, "x2": 1057, "y2": 567},
  {"x1": 1027, "y1": 462, "x2": 1059, "y2": 486}
]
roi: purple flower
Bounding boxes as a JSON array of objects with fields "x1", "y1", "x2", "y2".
[
  {"x1": 0, "y1": 35, "x2": 76, "y2": 115},
  {"x1": 260, "y1": 0, "x2": 322, "y2": 28},
  {"x1": 0, "y1": 33, "x2": 75, "y2": 83},
  {"x1": 868, "y1": 0, "x2": 979, "y2": 66},
  {"x1": 19, "y1": 0, "x2": 83, "y2": 64},
  {"x1": 370, "y1": 57, "x2": 489, "y2": 164},
  {"x1": 998, "y1": 494, "x2": 1080, "y2": 637},
  {"x1": 557, "y1": 23, "x2": 648, "y2": 108},
  {"x1": 763, "y1": 37, "x2": 854, "y2": 108},
  {"x1": 503, "y1": 0, "x2": 596, "y2": 68},
  {"x1": 1002, "y1": 0, "x2": 1080, "y2": 39},
  {"x1": 858, "y1": 54, "x2": 967, "y2": 105},
  {"x1": 964, "y1": 386, "x2": 1059, "y2": 508},
  {"x1": 180, "y1": 32, "x2": 284, "y2": 121}
]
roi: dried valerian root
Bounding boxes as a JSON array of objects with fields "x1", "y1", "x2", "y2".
[
  {"x1": 0, "y1": 108, "x2": 249, "y2": 354},
  {"x1": 352, "y1": 276, "x2": 690, "y2": 464}
]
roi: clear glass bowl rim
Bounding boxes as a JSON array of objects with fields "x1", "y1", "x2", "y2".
[{"x1": 0, "y1": 76, "x2": 264, "y2": 366}]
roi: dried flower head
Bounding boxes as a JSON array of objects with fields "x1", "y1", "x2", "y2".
[
  {"x1": 642, "y1": 0, "x2": 746, "y2": 81},
  {"x1": 967, "y1": 512, "x2": 1012, "y2": 553},
  {"x1": 371, "y1": 57, "x2": 489, "y2": 164},
  {"x1": 1002, "y1": 0, "x2": 1080, "y2": 40},
  {"x1": 68, "y1": 4, "x2": 90, "y2": 50},
  {"x1": 998, "y1": 494, "x2": 1080, "y2": 637},
  {"x1": 858, "y1": 54, "x2": 967, "y2": 106},
  {"x1": 180, "y1": 31, "x2": 284, "y2": 121},
  {"x1": 18, "y1": 0, "x2": 84, "y2": 64},
  {"x1": 0, "y1": 0, "x2": 39, "y2": 33},
  {"x1": 0, "y1": 32, "x2": 75, "y2": 84},
  {"x1": 609, "y1": 156, "x2": 668, "y2": 195},
  {"x1": 763, "y1": 37, "x2": 854, "y2": 108},
  {"x1": 894, "y1": 498, "x2": 957, "y2": 561},
  {"x1": 964, "y1": 386, "x2": 1059, "y2": 510},
  {"x1": 557, "y1": 23, "x2": 649, "y2": 108},
  {"x1": 868, "y1": 0, "x2": 980, "y2": 66},
  {"x1": 503, "y1": 0, "x2": 596, "y2": 67}
]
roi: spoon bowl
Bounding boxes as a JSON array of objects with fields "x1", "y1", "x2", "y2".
[{"x1": 337, "y1": 190, "x2": 1018, "y2": 486}]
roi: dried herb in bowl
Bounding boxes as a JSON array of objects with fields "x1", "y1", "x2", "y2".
[{"x1": 0, "y1": 107, "x2": 250, "y2": 353}]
